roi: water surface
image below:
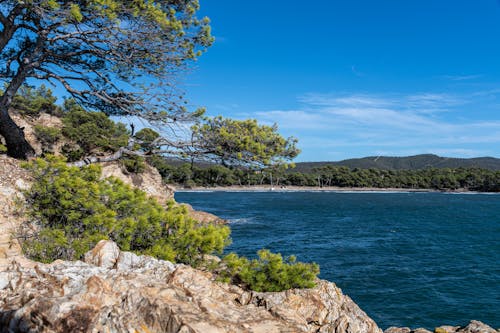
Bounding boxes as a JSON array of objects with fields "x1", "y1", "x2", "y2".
[{"x1": 175, "y1": 191, "x2": 500, "y2": 329}]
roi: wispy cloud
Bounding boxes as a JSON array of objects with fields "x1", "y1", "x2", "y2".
[
  {"x1": 351, "y1": 65, "x2": 365, "y2": 77},
  {"x1": 440, "y1": 74, "x2": 483, "y2": 81},
  {"x1": 253, "y1": 92, "x2": 500, "y2": 161}
]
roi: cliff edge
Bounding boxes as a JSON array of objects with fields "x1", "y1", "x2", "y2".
[
  {"x1": 0, "y1": 240, "x2": 382, "y2": 333},
  {"x1": 0, "y1": 153, "x2": 497, "y2": 332}
]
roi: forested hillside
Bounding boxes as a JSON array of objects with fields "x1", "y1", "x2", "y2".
[{"x1": 294, "y1": 154, "x2": 500, "y2": 172}]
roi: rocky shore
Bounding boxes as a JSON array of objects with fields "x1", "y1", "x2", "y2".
[
  {"x1": 384, "y1": 321, "x2": 498, "y2": 333},
  {"x1": 0, "y1": 240, "x2": 496, "y2": 333},
  {"x1": 0, "y1": 154, "x2": 497, "y2": 332},
  {"x1": 0, "y1": 240, "x2": 382, "y2": 333}
]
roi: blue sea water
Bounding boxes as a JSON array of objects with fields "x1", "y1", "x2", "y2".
[{"x1": 174, "y1": 191, "x2": 500, "y2": 330}]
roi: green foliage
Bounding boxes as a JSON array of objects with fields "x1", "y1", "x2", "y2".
[
  {"x1": 219, "y1": 250, "x2": 319, "y2": 292},
  {"x1": 192, "y1": 116, "x2": 300, "y2": 169},
  {"x1": 11, "y1": 85, "x2": 61, "y2": 117},
  {"x1": 148, "y1": 157, "x2": 195, "y2": 185},
  {"x1": 193, "y1": 165, "x2": 236, "y2": 186},
  {"x1": 33, "y1": 125, "x2": 61, "y2": 153},
  {"x1": 21, "y1": 156, "x2": 231, "y2": 265},
  {"x1": 134, "y1": 128, "x2": 160, "y2": 152},
  {"x1": 61, "y1": 102, "x2": 129, "y2": 160},
  {"x1": 1, "y1": 0, "x2": 212, "y2": 120},
  {"x1": 120, "y1": 154, "x2": 146, "y2": 174},
  {"x1": 33, "y1": 125, "x2": 61, "y2": 145},
  {"x1": 149, "y1": 155, "x2": 500, "y2": 192},
  {"x1": 0, "y1": 144, "x2": 7, "y2": 154}
]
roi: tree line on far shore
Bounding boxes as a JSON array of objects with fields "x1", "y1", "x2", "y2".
[{"x1": 150, "y1": 157, "x2": 500, "y2": 192}]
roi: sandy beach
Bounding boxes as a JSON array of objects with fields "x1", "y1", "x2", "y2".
[{"x1": 174, "y1": 185, "x2": 446, "y2": 193}]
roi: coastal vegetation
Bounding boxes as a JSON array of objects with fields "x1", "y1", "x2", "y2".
[
  {"x1": 191, "y1": 116, "x2": 300, "y2": 169},
  {"x1": 0, "y1": 0, "x2": 316, "y2": 292},
  {"x1": 21, "y1": 156, "x2": 231, "y2": 265},
  {"x1": 149, "y1": 159, "x2": 500, "y2": 192},
  {"x1": 218, "y1": 251, "x2": 319, "y2": 292},
  {"x1": 20, "y1": 155, "x2": 319, "y2": 291},
  {"x1": 1, "y1": 0, "x2": 496, "y2": 300},
  {"x1": 293, "y1": 154, "x2": 500, "y2": 172}
]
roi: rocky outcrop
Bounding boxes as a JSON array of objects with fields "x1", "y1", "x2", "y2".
[
  {"x1": 0, "y1": 240, "x2": 382, "y2": 333},
  {"x1": 101, "y1": 162, "x2": 175, "y2": 202},
  {"x1": 0, "y1": 156, "x2": 496, "y2": 333},
  {"x1": 384, "y1": 320, "x2": 499, "y2": 333},
  {"x1": 100, "y1": 164, "x2": 221, "y2": 223},
  {"x1": 184, "y1": 203, "x2": 227, "y2": 224},
  {"x1": 0, "y1": 155, "x2": 31, "y2": 270},
  {"x1": 10, "y1": 112, "x2": 64, "y2": 156}
]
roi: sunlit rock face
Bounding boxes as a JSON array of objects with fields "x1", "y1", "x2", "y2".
[
  {"x1": 384, "y1": 321, "x2": 499, "y2": 333},
  {"x1": 0, "y1": 240, "x2": 382, "y2": 333}
]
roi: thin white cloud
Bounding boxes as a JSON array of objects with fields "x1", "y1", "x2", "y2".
[
  {"x1": 253, "y1": 92, "x2": 500, "y2": 160},
  {"x1": 351, "y1": 65, "x2": 365, "y2": 77},
  {"x1": 441, "y1": 74, "x2": 483, "y2": 81}
]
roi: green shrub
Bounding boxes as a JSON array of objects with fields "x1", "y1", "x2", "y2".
[
  {"x1": 218, "y1": 250, "x2": 319, "y2": 292},
  {"x1": 12, "y1": 85, "x2": 61, "y2": 117},
  {"x1": 61, "y1": 143, "x2": 85, "y2": 161},
  {"x1": 21, "y1": 156, "x2": 231, "y2": 265},
  {"x1": 0, "y1": 144, "x2": 7, "y2": 154},
  {"x1": 134, "y1": 128, "x2": 160, "y2": 151},
  {"x1": 20, "y1": 156, "x2": 319, "y2": 292},
  {"x1": 61, "y1": 103, "x2": 129, "y2": 160},
  {"x1": 33, "y1": 125, "x2": 61, "y2": 153},
  {"x1": 120, "y1": 154, "x2": 146, "y2": 174}
]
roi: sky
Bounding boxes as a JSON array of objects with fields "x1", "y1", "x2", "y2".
[{"x1": 182, "y1": 0, "x2": 500, "y2": 162}]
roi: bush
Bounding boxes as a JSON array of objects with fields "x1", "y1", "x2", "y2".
[
  {"x1": 0, "y1": 144, "x2": 7, "y2": 154},
  {"x1": 120, "y1": 154, "x2": 146, "y2": 174},
  {"x1": 20, "y1": 156, "x2": 319, "y2": 292},
  {"x1": 21, "y1": 156, "x2": 231, "y2": 266},
  {"x1": 134, "y1": 128, "x2": 160, "y2": 151},
  {"x1": 61, "y1": 143, "x2": 85, "y2": 161},
  {"x1": 61, "y1": 102, "x2": 129, "y2": 160},
  {"x1": 12, "y1": 85, "x2": 61, "y2": 117},
  {"x1": 33, "y1": 125, "x2": 61, "y2": 153},
  {"x1": 218, "y1": 250, "x2": 319, "y2": 292}
]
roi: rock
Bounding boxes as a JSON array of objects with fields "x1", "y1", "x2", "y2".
[
  {"x1": 101, "y1": 162, "x2": 174, "y2": 202},
  {"x1": 459, "y1": 320, "x2": 499, "y2": 333},
  {"x1": 0, "y1": 241, "x2": 383, "y2": 333},
  {"x1": 184, "y1": 203, "x2": 227, "y2": 224},
  {"x1": 0, "y1": 155, "x2": 32, "y2": 270},
  {"x1": 385, "y1": 327, "x2": 412, "y2": 333},
  {"x1": 83, "y1": 240, "x2": 120, "y2": 269},
  {"x1": 11, "y1": 111, "x2": 64, "y2": 156},
  {"x1": 442, "y1": 320, "x2": 498, "y2": 333},
  {"x1": 413, "y1": 329, "x2": 432, "y2": 333},
  {"x1": 386, "y1": 321, "x2": 498, "y2": 333},
  {"x1": 435, "y1": 326, "x2": 461, "y2": 333}
]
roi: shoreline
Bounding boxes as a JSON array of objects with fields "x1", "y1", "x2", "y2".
[{"x1": 173, "y1": 185, "x2": 482, "y2": 193}]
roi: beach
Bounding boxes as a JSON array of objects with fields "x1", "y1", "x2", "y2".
[{"x1": 174, "y1": 185, "x2": 446, "y2": 193}]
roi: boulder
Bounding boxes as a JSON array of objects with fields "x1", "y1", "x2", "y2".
[
  {"x1": 0, "y1": 241, "x2": 382, "y2": 333},
  {"x1": 385, "y1": 321, "x2": 498, "y2": 333}
]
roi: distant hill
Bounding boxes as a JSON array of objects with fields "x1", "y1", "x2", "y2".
[{"x1": 294, "y1": 154, "x2": 500, "y2": 172}]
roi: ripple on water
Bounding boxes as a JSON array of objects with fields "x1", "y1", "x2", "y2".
[{"x1": 175, "y1": 192, "x2": 500, "y2": 329}]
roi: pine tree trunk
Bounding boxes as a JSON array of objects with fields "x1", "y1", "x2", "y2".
[
  {"x1": 0, "y1": 105, "x2": 35, "y2": 159},
  {"x1": 0, "y1": 58, "x2": 36, "y2": 160}
]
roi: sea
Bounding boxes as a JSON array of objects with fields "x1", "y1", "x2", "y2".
[{"x1": 174, "y1": 191, "x2": 500, "y2": 330}]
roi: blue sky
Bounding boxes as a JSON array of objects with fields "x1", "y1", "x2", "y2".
[{"x1": 182, "y1": 0, "x2": 500, "y2": 162}]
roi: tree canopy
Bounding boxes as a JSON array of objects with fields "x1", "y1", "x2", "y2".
[
  {"x1": 191, "y1": 116, "x2": 300, "y2": 169},
  {"x1": 0, "y1": 0, "x2": 212, "y2": 158}
]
